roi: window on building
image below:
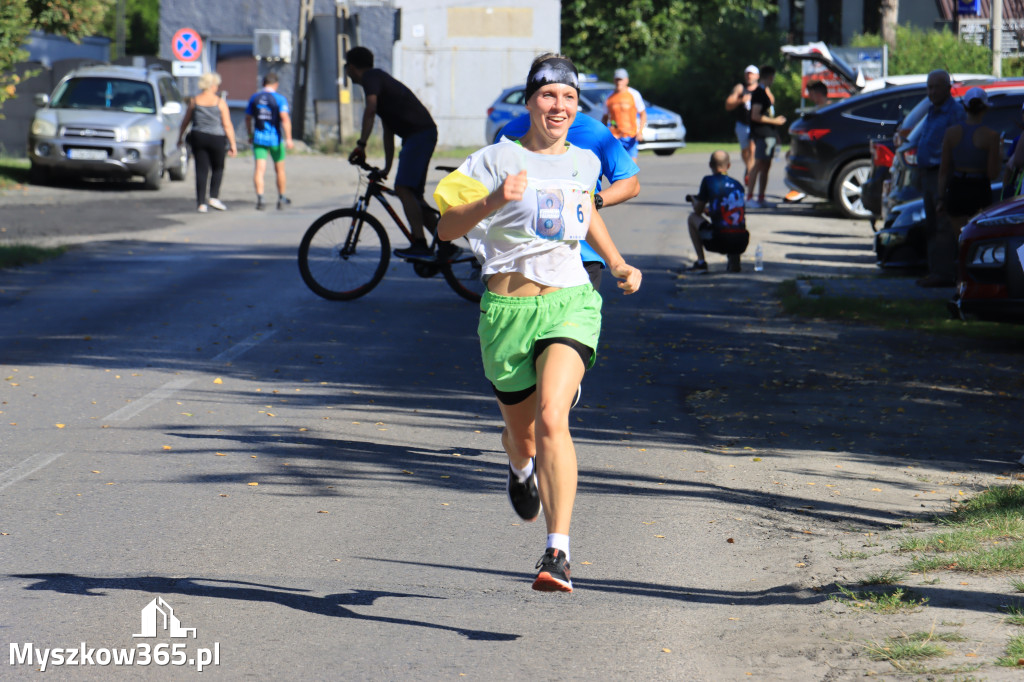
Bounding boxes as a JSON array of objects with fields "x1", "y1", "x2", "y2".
[
  {"x1": 213, "y1": 42, "x2": 257, "y2": 107},
  {"x1": 819, "y1": 0, "x2": 842, "y2": 44}
]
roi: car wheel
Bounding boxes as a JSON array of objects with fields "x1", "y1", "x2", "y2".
[
  {"x1": 167, "y1": 144, "x2": 188, "y2": 181},
  {"x1": 143, "y1": 163, "x2": 162, "y2": 190},
  {"x1": 831, "y1": 159, "x2": 873, "y2": 220},
  {"x1": 653, "y1": 149, "x2": 675, "y2": 157}
]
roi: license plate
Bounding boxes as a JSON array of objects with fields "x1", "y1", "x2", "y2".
[{"x1": 68, "y1": 149, "x2": 107, "y2": 160}]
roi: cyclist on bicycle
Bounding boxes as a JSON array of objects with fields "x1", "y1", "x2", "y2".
[{"x1": 345, "y1": 46, "x2": 440, "y2": 261}]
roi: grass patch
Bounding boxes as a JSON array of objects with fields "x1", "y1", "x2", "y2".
[
  {"x1": 901, "y1": 486, "x2": 1024, "y2": 574},
  {"x1": 831, "y1": 584, "x2": 928, "y2": 613},
  {"x1": 995, "y1": 633, "x2": 1024, "y2": 667},
  {"x1": 865, "y1": 632, "x2": 954, "y2": 662},
  {"x1": 1000, "y1": 602, "x2": 1024, "y2": 626},
  {"x1": 834, "y1": 541, "x2": 870, "y2": 560},
  {"x1": 1011, "y1": 578, "x2": 1024, "y2": 593},
  {"x1": 860, "y1": 570, "x2": 906, "y2": 585},
  {"x1": 0, "y1": 156, "x2": 30, "y2": 189},
  {"x1": 0, "y1": 244, "x2": 68, "y2": 269},
  {"x1": 777, "y1": 279, "x2": 1024, "y2": 340}
]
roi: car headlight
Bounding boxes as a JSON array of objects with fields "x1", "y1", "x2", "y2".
[
  {"x1": 31, "y1": 119, "x2": 57, "y2": 136},
  {"x1": 968, "y1": 241, "x2": 1006, "y2": 267},
  {"x1": 125, "y1": 125, "x2": 152, "y2": 142},
  {"x1": 892, "y1": 206, "x2": 926, "y2": 227}
]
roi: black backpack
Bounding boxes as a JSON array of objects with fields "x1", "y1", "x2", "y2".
[{"x1": 253, "y1": 91, "x2": 280, "y2": 135}]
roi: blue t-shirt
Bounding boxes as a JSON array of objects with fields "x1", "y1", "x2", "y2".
[
  {"x1": 695, "y1": 173, "x2": 746, "y2": 230},
  {"x1": 246, "y1": 89, "x2": 290, "y2": 148},
  {"x1": 917, "y1": 97, "x2": 965, "y2": 169},
  {"x1": 498, "y1": 113, "x2": 639, "y2": 266}
]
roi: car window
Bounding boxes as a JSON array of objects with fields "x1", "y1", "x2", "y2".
[
  {"x1": 581, "y1": 88, "x2": 613, "y2": 107},
  {"x1": 981, "y1": 100, "x2": 1024, "y2": 139},
  {"x1": 843, "y1": 93, "x2": 915, "y2": 124},
  {"x1": 52, "y1": 77, "x2": 156, "y2": 114},
  {"x1": 503, "y1": 90, "x2": 525, "y2": 105},
  {"x1": 159, "y1": 77, "x2": 183, "y2": 105}
]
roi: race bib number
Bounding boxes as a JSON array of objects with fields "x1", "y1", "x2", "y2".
[{"x1": 528, "y1": 181, "x2": 591, "y2": 241}]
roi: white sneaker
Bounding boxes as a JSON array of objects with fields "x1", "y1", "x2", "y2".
[
  {"x1": 208, "y1": 198, "x2": 227, "y2": 211},
  {"x1": 197, "y1": 204, "x2": 208, "y2": 213}
]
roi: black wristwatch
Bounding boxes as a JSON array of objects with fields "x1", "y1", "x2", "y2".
[{"x1": 594, "y1": 193, "x2": 604, "y2": 210}]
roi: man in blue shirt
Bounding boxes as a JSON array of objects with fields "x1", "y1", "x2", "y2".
[
  {"x1": 245, "y1": 72, "x2": 294, "y2": 210},
  {"x1": 497, "y1": 113, "x2": 640, "y2": 289},
  {"x1": 687, "y1": 151, "x2": 748, "y2": 273},
  {"x1": 915, "y1": 70, "x2": 964, "y2": 287}
]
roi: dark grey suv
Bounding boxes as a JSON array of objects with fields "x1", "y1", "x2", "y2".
[{"x1": 28, "y1": 64, "x2": 189, "y2": 189}]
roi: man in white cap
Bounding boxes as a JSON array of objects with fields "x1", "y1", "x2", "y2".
[
  {"x1": 602, "y1": 67, "x2": 647, "y2": 160},
  {"x1": 725, "y1": 65, "x2": 760, "y2": 184}
]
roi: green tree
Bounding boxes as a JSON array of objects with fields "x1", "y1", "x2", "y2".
[
  {"x1": 562, "y1": 0, "x2": 776, "y2": 75},
  {"x1": 849, "y1": 24, "x2": 1000, "y2": 75},
  {"x1": 0, "y1": 0, "x2": 114, "y2": 107},
  {"x1": 561, "y1": 1, "x2": 786, "y2": 142},
  {"x1": 100, "y1": 0, "x2": 160, "y2": 57}
]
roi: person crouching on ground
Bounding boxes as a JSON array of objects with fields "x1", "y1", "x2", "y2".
[
  {"x1": 434, "y1": 53, "x2": 642, "y2": 593},
  {"x1": 687, "y1": 150, "x2": 749, "y2": 273}
]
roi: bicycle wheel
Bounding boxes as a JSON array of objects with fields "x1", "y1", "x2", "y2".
[
  {"x1": 298, "y1": 208, "x2": 390, "y2": 300},
  {"x1": 440, "y1": 237, "x2": 484, "y2": 303}
]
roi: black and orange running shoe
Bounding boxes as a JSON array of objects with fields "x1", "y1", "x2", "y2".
[{"x1": 532, "y1": 548, "x2": 572, "y2": 592}]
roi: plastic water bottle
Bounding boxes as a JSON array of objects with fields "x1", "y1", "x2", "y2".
[{"x1": 754, "y1": 244, "x2": 764, "y2": 272}]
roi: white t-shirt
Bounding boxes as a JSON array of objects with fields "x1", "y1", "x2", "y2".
[{"x1": 434, "y1": 140, "x2": 601, "y2": 289}]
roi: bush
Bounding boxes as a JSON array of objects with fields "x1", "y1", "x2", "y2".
[{"x1": 849, "y1": 24, "x2": 1004, "y2": 76}]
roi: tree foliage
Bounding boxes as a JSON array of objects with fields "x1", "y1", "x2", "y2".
[
  {"x1": 561, "y1": 0, "x2": 785, "y2": 142},
  {"x1": 0, "y1": 0, "x2": 113, "y2": 107},
  {"x1": 849, "y1": 24, "x2": 1001, "y2": 75},
  {"x1": 100, "y1": 0, "x2": 160, "y2": 57},
  {"x1": 561, "y1": 0, "x2": 776, "y2": 75}
]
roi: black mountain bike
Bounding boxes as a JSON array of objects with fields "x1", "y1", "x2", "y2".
[{"x1": 298, "y1": 162, "x2": 483, "y2": 302}]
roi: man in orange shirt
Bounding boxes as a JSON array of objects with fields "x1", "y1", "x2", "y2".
[{"x1": 602, "y1": 68, "x2": 647, "y2": 160}]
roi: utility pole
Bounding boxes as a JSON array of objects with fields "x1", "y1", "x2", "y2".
[
  {"x1": 993, "y1": 0, "x2": 1004, "y2": 77},
  {"x1": 292, "y1": 0, "x2": 316, "y2": 140}
]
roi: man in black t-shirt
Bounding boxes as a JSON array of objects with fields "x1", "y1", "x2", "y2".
[
  {"x1": 346, "y1": 47, "x2": 439, "y2": 260},
  {"x1": 746, "y1": 65, "x2": 787, "y2": 209}
]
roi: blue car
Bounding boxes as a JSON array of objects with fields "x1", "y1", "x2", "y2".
[{"x1": 485, "y1": 79, "x2": 686, "y2": 155}]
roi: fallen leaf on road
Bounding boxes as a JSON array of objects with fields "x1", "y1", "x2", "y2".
[
  {"x1": 163, "y1": 446, "x2": 172, "y2": 450},
  {"x1": 248, "y1": 482, "x2": 259, "y2": 486},
  {"x1": 213, "y1": 378, "x2": 223, "y2": 384},
  {"x1": 727, "y1": 538, "x2": 735, "y2": 543}
]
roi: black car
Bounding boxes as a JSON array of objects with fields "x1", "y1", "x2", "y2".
[{"x1": 786, "y1": 83, "x2": 929, "y2": 219}]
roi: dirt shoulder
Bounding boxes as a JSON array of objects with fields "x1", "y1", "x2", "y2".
[{"x1": 665, "y1": 262, "x2": 1023, "y2": 678}]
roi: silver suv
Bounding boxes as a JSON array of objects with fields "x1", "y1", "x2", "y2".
[{"x1": 28, "y1": 64, "x2": 189, "y2": 189}]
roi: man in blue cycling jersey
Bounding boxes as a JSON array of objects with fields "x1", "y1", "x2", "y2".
[{"x1": 497, "y1": 112, "x2": 640, "y2": 289}]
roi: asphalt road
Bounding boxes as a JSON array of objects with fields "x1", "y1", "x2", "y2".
[{"x1": 1, "y1": 152, "x2": 1021, "y2": 680}]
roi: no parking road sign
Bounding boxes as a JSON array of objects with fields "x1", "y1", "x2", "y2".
[{"x1": 171, "y1": 28, "x2": 203, "y2": 62}]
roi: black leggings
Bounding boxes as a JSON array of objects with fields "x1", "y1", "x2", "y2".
[{"x1": 190, "y1": 130, "x2": 227, "y2": 206}]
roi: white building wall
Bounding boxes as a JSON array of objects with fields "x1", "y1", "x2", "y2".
[{"x1": 392, "y1": 0, "x2": 561, "y2": 148}]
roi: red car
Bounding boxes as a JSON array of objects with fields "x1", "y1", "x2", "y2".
[{"x1": 954, "y1": 195, "x2": 1024, "y2": 321}]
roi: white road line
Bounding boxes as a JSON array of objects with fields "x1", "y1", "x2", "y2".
[
  {"x1": 0, "y1": 332, "x2": 279, "y2": 494},
  {"x1": 0, "y1": 452, "x2": 66, "y2": 492},
  {"x1": 103, "y1": 376, "x2": 196, "y2": 422},
  {"x1": 104, "y1": 330, "x2": 277, "y2": 423}
]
